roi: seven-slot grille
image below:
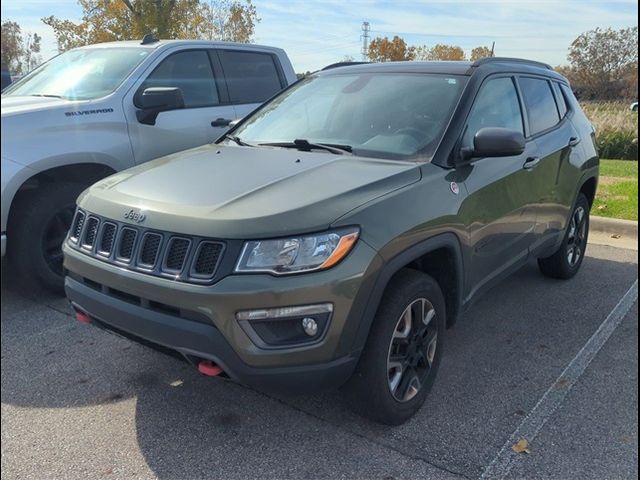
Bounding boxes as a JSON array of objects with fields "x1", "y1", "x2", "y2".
[{"x1": 67, "y1": 209, "x2": 225, "y2": 283}]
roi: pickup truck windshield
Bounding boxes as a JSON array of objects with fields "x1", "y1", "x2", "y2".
[
  {"x1": 233, "y1": 73, "x2": 467, "y2": 160},
  {"x1": 2, "y1": 48, "x2": 150, "y2": 100}
]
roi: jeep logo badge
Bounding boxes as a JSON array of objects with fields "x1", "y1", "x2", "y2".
[{"x1": 124, "y1": 209, "x2": 146, "y2": 223}]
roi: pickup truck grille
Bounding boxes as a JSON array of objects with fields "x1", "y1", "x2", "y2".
[{"x1": 67, "y1": 209, "x2": 225, "y2": 284}]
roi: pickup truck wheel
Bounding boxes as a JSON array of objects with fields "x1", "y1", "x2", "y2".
[
  {"x1": 538, "y1": 193, "x2": 590, "y2": 280},
  {"x1": 8, "y1": 182, "x2": 85, "y2": 294},
  {"x1": 344, "y1": 269, "x2": 445, "y2": 425}
]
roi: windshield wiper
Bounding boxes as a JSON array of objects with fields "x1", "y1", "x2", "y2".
[
  {"x1": 29, "y1": 94, "x2": 64, "y2": 98},
  {"x1": 259, "y1": 139, "x2": 353, "y2": 155},
  {"x1": 224, "y1": 134, "x2": 255, "y2": 147}
]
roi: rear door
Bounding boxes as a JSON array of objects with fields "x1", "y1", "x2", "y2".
[
  {"x1": 215, "y1": 49, "x2": 288, "y2": 120},
  {"x1": 124, "y1": 49, "x2": 236, "y2": 164},
  {"x1": 516, "y1": 76, "x2": 579, "y2": 251},
  {"x1": 458, "y1": 75, "x2": 539, "y2": 298}
]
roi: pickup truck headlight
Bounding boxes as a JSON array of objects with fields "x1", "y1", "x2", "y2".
[{"x1": 235, "y1": 228, "x2": 359, "y2": 275}]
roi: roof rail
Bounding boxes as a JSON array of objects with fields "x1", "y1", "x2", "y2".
[
  {"x1": 141, "y1": 34, "x2": 160, "y2": 45},
  {"x1": 471, "y1": 57, "x2": 552, "y2": 70},
  {"x1": 321, "y1": 61, "x2": 370, "y2": 71}
]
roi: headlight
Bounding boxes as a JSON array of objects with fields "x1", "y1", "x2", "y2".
[{"x1": 235, "y1": 228, "x2": 359, "y2": 275}]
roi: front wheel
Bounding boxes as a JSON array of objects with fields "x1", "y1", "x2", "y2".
[
  {"x1": 343, "y1": 269, "x2": 446, "y2": 425},
  {"x1": 8, "y1": 182, "x2": 86, "y2": 294},
  {"x1": 538, "y1": 193, "x2": 590, "y2": 280}
]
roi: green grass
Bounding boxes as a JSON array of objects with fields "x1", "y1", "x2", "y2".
[{"x1": 593, "y1": 159, "x2": 638, "y2": 221}]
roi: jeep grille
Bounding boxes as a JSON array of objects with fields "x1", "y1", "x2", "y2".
[{"x1": 66, "y1": 209, "x2": 225, "y2": 284}]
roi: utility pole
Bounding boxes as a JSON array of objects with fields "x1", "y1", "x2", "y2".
[{"x1": 361, "y1": 21, "x2": 370, "y2": 61}]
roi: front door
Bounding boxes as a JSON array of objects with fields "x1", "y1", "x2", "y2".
[
  {"x1": 458, "y1": 75, "x2": 539, "y2": 300},
  {"x1": 124, "y1": 49, "x2": 235, "y2": 165}
]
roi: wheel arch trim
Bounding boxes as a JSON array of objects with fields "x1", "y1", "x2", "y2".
[{"x1": 347, "y1": 232, "x2": 465, "y2": 356}]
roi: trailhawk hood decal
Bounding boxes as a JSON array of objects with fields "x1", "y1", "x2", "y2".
[{"x1": 79, "y1": 144, "x2": 421, "y2": 238}]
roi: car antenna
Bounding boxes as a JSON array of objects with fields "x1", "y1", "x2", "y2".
[{"x1": 141, "y1": 34, "x2": 159, "y2": 45}]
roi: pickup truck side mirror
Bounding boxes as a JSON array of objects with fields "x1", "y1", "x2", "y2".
[
  {"x1": 136, "y1": 87, "x2": 185, "y2": 125},
  {"x1": 460, "y1": 127, "x2": 526, "y2": 163}
]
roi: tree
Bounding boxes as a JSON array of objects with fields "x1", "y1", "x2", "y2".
[
  {"x1": 367, "y1": 36, "x2": 415, "y2": 62},
  {"x1": 564, "y1": 26, "x2": 638, "y2": 100},
  {"x1": 470, "y1": 46, "x2": 492, "y2": 61},
  {"x1": 414, "y1": 43, "x2": 466, "y2": 61},
  {"x1": 208, "y1": 0, "x2": 259, "y2": 42},
  {"x1": 43, "y1": 0, "x2": 259, "y2": 53},
  {"x1": 1, "y1": 20, "x2": 42, "y2": 74}
]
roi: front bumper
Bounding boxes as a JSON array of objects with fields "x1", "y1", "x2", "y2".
[
  {"x1": 63, "y1": 240, "x2": 380, "y2": 393},
  {"x1": 66, "y1": 276, "x2": 357, "y2": 393}
]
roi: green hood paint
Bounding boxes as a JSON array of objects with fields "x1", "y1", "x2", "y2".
[{"x1": 79, "y1": 144, "x2": 421, "y2": 239}]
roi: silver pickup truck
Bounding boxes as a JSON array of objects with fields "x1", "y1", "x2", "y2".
[{"x1": 1, "y1": 37, "x2": 297, "y2": 292}]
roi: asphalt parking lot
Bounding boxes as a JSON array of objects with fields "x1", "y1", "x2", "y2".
[{"x1": 1, "y1": 242, "x2": 637, "y2": 480}]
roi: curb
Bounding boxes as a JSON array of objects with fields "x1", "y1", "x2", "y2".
[{"x1": 590, "y1": 216, "x2": 638, "y2": 238}]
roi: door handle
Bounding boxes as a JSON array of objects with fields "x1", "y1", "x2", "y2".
[
  {"x1": 523, "y1": 156, "x2": 540, "y2": 170},
  {"x1": 568, "y1": 136, "x2": 581, "y2": 147},
  {"x1": 211, "y1": 118, "x2": 232, "y2": 127}
]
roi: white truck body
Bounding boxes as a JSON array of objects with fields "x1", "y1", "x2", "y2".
[{"x1": 1, "y1": 39, "x2": 297, "y2": 263}]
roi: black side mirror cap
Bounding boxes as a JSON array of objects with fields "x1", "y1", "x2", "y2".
[
  {"x1": 136, "y1": 87, "x2": 185, "y2": 125},
  {"x1": 460, "y1": 127, "x2": 526, "y2": 163}
]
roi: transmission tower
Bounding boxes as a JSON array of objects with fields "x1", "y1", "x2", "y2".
[{"x1": 361, "y1": 21, "x2": 370, "y2": 61}]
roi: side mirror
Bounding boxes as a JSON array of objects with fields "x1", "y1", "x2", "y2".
[
  {"x1": 136, "y1": 87, "x2": 185, "y2": 125},
  {"x1": 460, "y1": 127, "x2": 526, "y2": 162}
]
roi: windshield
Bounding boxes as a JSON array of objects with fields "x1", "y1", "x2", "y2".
[
  {"x1": 2, "y1": 48, "x2": 150, "y2": 100},
  {"x1": 233, "y1": 72, "x2": 467, "y2": 159}
]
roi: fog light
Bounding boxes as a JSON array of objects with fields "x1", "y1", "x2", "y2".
[
  {"x1": 302, "y1": 317, "x2": 318, "y2": 336},
  {"x1": 236, "y1": 303, "x2": 333, "y2": 347}
]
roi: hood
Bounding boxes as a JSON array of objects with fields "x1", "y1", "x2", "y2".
[
  {"x1": 1, "y1": 95, "x2": 72, "y2": 116},
  {"x1": 80, "y1": 144, "x2": 421, "y2": 238}
]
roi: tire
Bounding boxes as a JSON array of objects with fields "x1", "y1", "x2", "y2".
[
  {"x1": 343, "y1": 269, "x2": 446, "y2": 425},
  {"x1": 538, "y1": 193, "x2": 590, "y2": 280},
  {"x1": 7, "y1": 182, "x2": 86, "y2": 294}
]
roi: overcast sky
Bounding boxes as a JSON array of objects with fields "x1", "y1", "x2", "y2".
[{"x1": 1, "y1": 0, "x2": 638, "y2": 72}]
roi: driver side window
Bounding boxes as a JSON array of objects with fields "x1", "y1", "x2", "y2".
[
  {"x1": 138, "y1": 50, "x2": 219, "y2": 108},
  {"x1": 463, "y1": 77, "x2": 524, "y2": 147}
]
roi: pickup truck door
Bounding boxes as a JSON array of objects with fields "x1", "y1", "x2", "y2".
[
  {"x1": 123, "y1": 49, "x2": 236, "y2": 165},
  {"x1": 214, "y1": 48, "x2": 290, "y2": 121},
  {"x1": 457, "y1": 75, "x2": 538, "y2": 301}
]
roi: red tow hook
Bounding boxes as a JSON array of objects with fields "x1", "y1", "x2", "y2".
[
  {"x1": 75, "y1": 311, "x2": 91, "y2": 324},
  {"x1": 198, "y1": 360, "x2": 223, "y2": 377}
]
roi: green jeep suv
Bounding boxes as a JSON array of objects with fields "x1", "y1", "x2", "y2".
[{"x1": 63, "y1": 58, "x2": 598, "y2": 425}]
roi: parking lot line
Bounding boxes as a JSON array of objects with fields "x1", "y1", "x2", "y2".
[{"x1": 481, "y1": 279, "x2": 638, "y2": 480}]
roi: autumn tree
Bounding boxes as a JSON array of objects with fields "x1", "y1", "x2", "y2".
[
  {"x1": 563, "y1": 26, "x2": 638, "y2": 100},
  {"x1": 470, "y1": 45, "x2": 492, "y2": 61},
  {"x1": 208, "y1": 0, "x2": 259, "y2": 42},
  {"x1": 367, "y1": 36, "x2": 416, "y2": 62},
  {"x1": 415, "y1": 43, "x2": 466, "y2": 61},
  {"x1": 43, "y1": 0, "x2": 259, "y2": 52},
  {"x1": 1, "y1": 20, "x2": 42, "y2": 74}
]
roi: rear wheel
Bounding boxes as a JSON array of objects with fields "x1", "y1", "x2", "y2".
[
  {"x1": 8, "y1": 182, "x2": 86, "y2": 294},
  {"x1": 344, "y1": 269, "x2": 446, "y2": 425},
  {"x1": 538, "y1": 193, "x2": 590, "y2": 279}
]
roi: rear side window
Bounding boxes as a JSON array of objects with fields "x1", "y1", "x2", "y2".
[
  {"x1": 552, "y1": 82, "x2": 568, "y2": 118},
  {"x1": 519, "y1": 77, "x2": 561, "y2": 135},
  {"x1": 463, "y1": 76, "x2": 524, "y2": 147},
  {"x1": 218, "y1": 50, "x2": 283, "y2": 104},
  {"x1": 142, "y1": 50, "x2": 219, "y2": 108}
]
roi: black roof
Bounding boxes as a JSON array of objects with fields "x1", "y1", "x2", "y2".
[{"x1": 318, "y1": 57, "x2": 565, "y2": 82}]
